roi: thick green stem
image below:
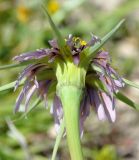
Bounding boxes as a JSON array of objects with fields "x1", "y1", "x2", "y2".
[{"x1": 58, "y1": 86, "x2": 84, "y2": 160}]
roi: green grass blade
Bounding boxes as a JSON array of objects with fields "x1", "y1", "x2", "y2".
[
  {"x1": 88, "y1": 19, "x2": 125, "y2": 58},
  {"x1": 123, "y1": 78, "x2": 139, "y2": 90},
  {"x1": 0, "y1": 63, "x2": 24, "y2": 70},
  {"x1": 0, "y1": 59, "x2": 37, "y2": 70},
  {"x1": 41, "y1": 5, "x2": 65, "y2": 48},
  {"x1": 41, "y1": 5, "x2": 72, "y2": 58},
  {"x1": 115, "y1": 92, "x2": 139, "y2": 110},
  {"x1": 0, "y1": 56, "x2": 50, "y2": 71},
  {"x1": 51, "y1": 119, "x2": 65, "y2": 160},
  {"x1": 0, "y1": 81, "x2": 24, "y2": 92}
]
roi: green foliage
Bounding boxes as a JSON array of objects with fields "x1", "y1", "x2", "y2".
[{"x1": 92, "y1": 145, "x2": 118, "y2": 160}]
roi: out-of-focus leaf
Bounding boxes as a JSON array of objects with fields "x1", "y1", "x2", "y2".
[
  {"x1": 93, "y1": 145, "x2": 117, "y2": 160},
  {"x1": 93, "y1": 0, "x2": 139, "y2": 35},
  {"x1": 53, "y1": 0, "x2": 86, "y2": 24},
  {"x1": 6, "y1": 118, "x2": 31, "y2": 160}
]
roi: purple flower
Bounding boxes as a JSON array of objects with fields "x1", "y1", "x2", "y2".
[{"x1": 13, "y1": 35, "x2": 124, "y2": 134}]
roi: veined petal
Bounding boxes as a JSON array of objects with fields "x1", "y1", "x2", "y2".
[
  {"x1": 73, "y1": 54, "x2": 80, "y2": 65},
  {"x1": 95, "y1": 51, "x2": 109, "y2": 60},
  {"x1": 14, "y1": 80, "x2": 31, "y2": 113},
  {"x1": 114, "y1": 79, "x2": 124, "y2": 88},
  {"x1": 25, "y1": 85, "x2": 37, "y2": 112},
  {"x1": 52, "y1": 95, "x2": 63, "y2": 132},
  {"x1": 48, "y1": 39, "x2": 58, "y2": 49},
  {"x1": 107, "y1": 65, "x2": 124, "y2": 87},
  {"x1": 97, "y1": 103, "x2": 108, "y2": 121},
  {"x1": 38, "y1": 80, "x2": 51, "y2": 96},
  {"x1": 14, "y1": 64, "x2": 45, "y2": 91},
  {"x1": 87, "y1": 34, "x2": 101, "y2": 47},
  {"x1": 13, "y1": 49, "x2": 51, "y2": 62},
  {"x1": 80, "y1": 94, "x2": 90, "y2": 136},
  {"x1": 88, "y1": 88, "x2": 107, "y2": 121},
  {"x1": 100, "y1": 92, "x2": 116, "y2": 122},
  {"x1": 14, "y1": 89, "x2": 25, "y2": 113}
]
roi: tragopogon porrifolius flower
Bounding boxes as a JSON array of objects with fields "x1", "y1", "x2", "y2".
[{"x1": 0, "y1": 7, "x2": 139, "y2": 160}]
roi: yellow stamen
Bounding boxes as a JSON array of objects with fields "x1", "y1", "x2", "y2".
[
  {"x1": 73, "y1": 37, "x2": 87, "y2": 46},
  {"x1": 80, "y1": 40, "x2": 87, "y2": 46}
]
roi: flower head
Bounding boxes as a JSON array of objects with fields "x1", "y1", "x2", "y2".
[{"x1": 13, "y1": 33, "x2": 124, "y2": 133}]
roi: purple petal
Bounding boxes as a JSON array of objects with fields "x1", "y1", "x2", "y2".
[
  {"x1": 48, "y1": 39, "x2": 58, "y2": 49},
  {"x1": 100, "y1": 92, "x2": 116, "y2": 122},
  {"x1": 99, "y1": 75, "x2": 113, "y2": 94},
  {"x1": 38, "y1": 80, "x2": 52, "y2": 108},
  {"x1": 80, "y1": 94, "x2": 90, "y2": 136},
  {"x1": 114, "y1": 79, "x2": 125, "y2": 88},
  {"x1": 93, "y1": 51, "x2": 111, "y2": 68},
  {"x1": 38, "y1": 80, "x2": 51, "y2": 96},
  {"x1": 88, "y1": 88, "x2": 108, "y2": 121},
  {"x1": 48, "y1": 54, "x2": 58, "y2": 63},
  {"x1": 96, "y1": 51, "x2": 109, "y2": 59},
  {"x1": 14, "y1": 80, "x2": 31, "y2": 113},
  {"x1": 106, "y1": 65, "x2": 124, "y2": 88},
  {"x1": 13, "y1": 49, "x2": 51, "y2": 62},
  {"x1": 51, "y1": 95, "x2": 63, "y2": 132},
  {"x1": 73, "y1": 54, "x2": 80, "y2": 65},
  {"x1": 97, "y1": 103, "x2": 108, "y2": 121},
  {"x1": 14, "y1": 89, "x2": 25, "y2": 113},
  {"x1": 66, "y1": 34, "x2": 74, "y2": 48},
  {"x1": 14, "y1": 64, "x2": 45, "y2": 91},
  {"x1": 87, "y1": 34, "x2": 101, "y2": 46},
  {"x1": 25, "y1": 85, "x2": 37, "y2": 112}
]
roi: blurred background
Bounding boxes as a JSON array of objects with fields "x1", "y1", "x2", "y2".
[{"x1": 0, "y1": 0, "x2": 139, "y2": 159}]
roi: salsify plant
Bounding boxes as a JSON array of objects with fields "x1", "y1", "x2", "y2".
[{"x1": 1, "y1": 7, "x2": 139, "y2": 160}]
